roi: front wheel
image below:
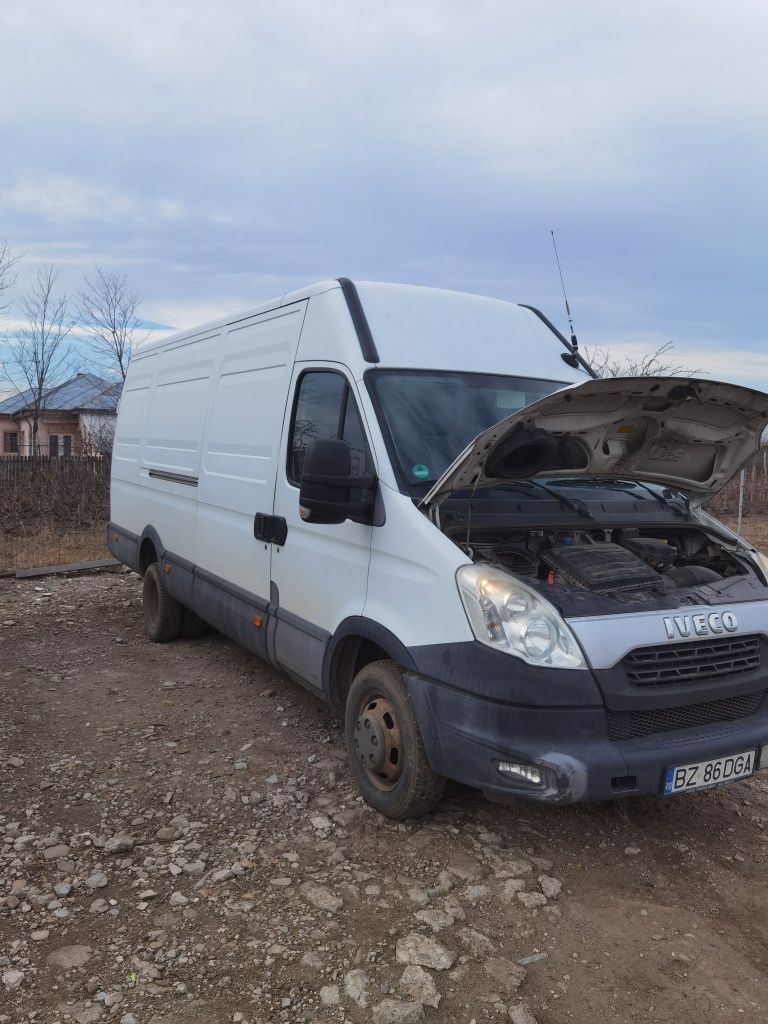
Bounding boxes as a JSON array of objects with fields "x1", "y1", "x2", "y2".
[{"x1": 345, "y1": 660, "x2": 445, "y2": 819}]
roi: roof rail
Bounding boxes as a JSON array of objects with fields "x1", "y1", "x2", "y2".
[{"x1": 336, "y1": 278, "x2": 380, "y2": 363}]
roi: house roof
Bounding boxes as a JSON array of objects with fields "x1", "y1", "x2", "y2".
[{"x1": 0, "y1": 373, "x2": 122, "y2": 416}]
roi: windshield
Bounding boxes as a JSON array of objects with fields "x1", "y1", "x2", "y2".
[{"x1": 367, "y1": 370, "x2": 568, "y2": 490}]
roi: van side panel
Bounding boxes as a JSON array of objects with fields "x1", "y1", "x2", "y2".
[
  {"x1": 145, "y1": 339, "x2": 217, "y2": 476},
  {"x1": 138, "y1": 333, "x2": 219, "y2": 562},
  {"x1": 111, "y1": 351, "x2": 159, "y2": 536},
  {"x1": 195, "y1": 302, "x2": 308, "y2": 603}
]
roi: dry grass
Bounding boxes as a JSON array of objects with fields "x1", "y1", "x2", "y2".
[{"x1": 0, "y1": 524, "x2": 110, "y2": 575}]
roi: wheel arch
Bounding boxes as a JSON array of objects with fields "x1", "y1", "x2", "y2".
[
  {"x1": 138, "y1": 525, "x2": 165, "y2": 576},
  {"x1": 325, "y1": 617, "x2": 416, "y2": 708}
]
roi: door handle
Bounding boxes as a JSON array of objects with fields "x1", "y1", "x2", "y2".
[{"x1": 253, "y1": 513, "x2": 288, "y2": 545}]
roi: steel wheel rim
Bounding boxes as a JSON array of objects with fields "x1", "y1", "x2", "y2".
[{"x1": 353, "y1": 692, "x2": 403, "y2": 790}]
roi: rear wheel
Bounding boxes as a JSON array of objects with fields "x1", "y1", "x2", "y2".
[
  {"x1": 142, "y1": 562, "x2": 182, "y2": 643},
  {"x1": 345, "y1": 660, "x2": 445, "y2": 819}
]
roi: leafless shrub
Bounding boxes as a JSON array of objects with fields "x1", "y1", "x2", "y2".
[
  {"x1": 0, "y1": 457, "x2": 110, "y2": 536},
  {"x1": 584, "y1": 341, "x2": 702, "y2": 378}
]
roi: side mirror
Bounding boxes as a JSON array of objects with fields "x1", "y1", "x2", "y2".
[{"x1": 299, "y1": 439, "x2": 377, "y2": 525}]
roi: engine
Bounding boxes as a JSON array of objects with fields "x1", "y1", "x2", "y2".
[{"x1": 459, "y1": 525, "x2": 759, "y2": 611}]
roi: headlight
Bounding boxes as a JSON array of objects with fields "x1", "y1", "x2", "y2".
[{"x1": 456, "y1": 563, "x2": 587, "y2": 669}]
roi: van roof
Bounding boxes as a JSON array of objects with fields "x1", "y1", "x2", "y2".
[
  {"x1": 136, "y1": 279, "x2": 590, "y2": 382},
  {"x1": 136, "y1": 278, "x2": 342, "y2": 355}
]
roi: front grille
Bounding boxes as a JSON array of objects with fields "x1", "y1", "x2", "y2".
[
  {"x1": 623, "y1": 635, "x2": 761, "y2": 686},
  {"x1": 606, "y1": 690, "x2": 766, "y2": 741}
]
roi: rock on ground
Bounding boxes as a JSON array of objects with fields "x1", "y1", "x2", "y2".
[
  {"x1": 300, "y1": 881, "x2": 343, "y2": 913},
  {"x1": 344, "y1": 968, "x2": 371, "y2": 1007},
  {"x1": 371, "y1": 999, "x2": 426, "y2": 1024},
  {"x1": 510, "y1": 1002, "x2": 539, "y2": 1024},
  {"x1": 2, "y1": 969, "x2": 24, "y2": 991},
  {"x1": 396, "y1": 932, "x2": 456, "y2": 970},
  {"x1": 399, "y1": 964, "x2": 441, "y2": 1008},
  {"x1": 538, "y1": 875, "x2": 562, "y2": 900},
  {"x1": 517, "y1": 891, "x2": 547, "y2": 909},
  {"x1": 320, "y1": 984, "x2": 340, "y2": 1005},
  {"x1": 484, "y1": 957, "x2": 527, "y2": 992},
  {"x1": 47, "y1": 945, "x2": 93, "y2": 969}
]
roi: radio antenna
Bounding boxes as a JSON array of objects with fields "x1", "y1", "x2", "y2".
[{"x1": 550, "y1": 229, "x2": 579, "y2": 353}]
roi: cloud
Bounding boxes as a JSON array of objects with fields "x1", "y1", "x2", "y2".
[
  {"x1": 0, "y1": 177, "x2": 186, "y2": 225},
  {"x1": 0, "y1": 0, "x2": 767, "y2": 390}
]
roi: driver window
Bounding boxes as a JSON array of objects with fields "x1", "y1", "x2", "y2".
[{"x1": 288, "y1": 371, "x2": 371, "y2": 484}]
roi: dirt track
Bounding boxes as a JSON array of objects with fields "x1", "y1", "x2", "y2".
[{"x1": 1, "y1": 571, "x2": 767, "y2": 1024}]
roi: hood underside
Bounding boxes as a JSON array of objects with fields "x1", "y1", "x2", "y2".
[{"x1": 421, "y1": 376, "x2": 768, "y2": 510}]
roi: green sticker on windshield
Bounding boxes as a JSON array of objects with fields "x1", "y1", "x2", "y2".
[{"x1": 412, "y1": 463, "x2": 430, "y2": 480}]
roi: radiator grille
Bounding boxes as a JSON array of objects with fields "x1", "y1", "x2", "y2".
[
  {"x1": 623, "y1": 635, "x2": 761, "y2": 686},
  {"x1": 606, "y1": 690, "x2": 766, "y2": 741}
]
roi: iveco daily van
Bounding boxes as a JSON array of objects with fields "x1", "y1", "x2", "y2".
[{"x1": 108, "y1": 278, "x2": 768, "y2": 818}]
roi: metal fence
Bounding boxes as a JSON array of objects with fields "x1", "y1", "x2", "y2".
[
  {"x1": 0, "y1": 456, "x2": 112, "y2": 573},
  {"x1": 0, "y1": 454, "x2": 108, "y2": 482},
  {"x1": 0, "y1": 457, "x2": 111, "y2": 530}
]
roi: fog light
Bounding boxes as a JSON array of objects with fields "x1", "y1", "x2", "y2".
[
  {"x1": 497, "y1": 761, "x2": 543, "y2": 785},
  {"x1": 759, "y1": 744, "x2": 768, "y2": 770}
]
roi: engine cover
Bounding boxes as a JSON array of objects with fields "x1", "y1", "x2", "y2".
[{"x1": 540, "y1": 542, "x2": 660, "y2": 593}]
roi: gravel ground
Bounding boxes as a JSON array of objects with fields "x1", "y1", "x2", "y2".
[{"x1": 1, "y1": 570, "x2": 768, "y2": 1024}]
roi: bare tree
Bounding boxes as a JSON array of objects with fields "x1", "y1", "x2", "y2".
[
  {"x1": 77, "y1": 267, "x2": 146, "y2": 381},
  {"x1": 584, "y1": 340, "x2": 702, "y2": 378},
  {"x1": 1, "y1": 265, "x2": 75, "y2": 455},
  {"x1": 0, "y1": 240, "x2": 21, "y2": 316},
  {"x1": 79, "y1": 406, "x2": 120, "y2": 456}
]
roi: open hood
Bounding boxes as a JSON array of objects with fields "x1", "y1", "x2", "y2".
[{"x1": 421, "y1": 376, "x2": 768, "y2": 511}]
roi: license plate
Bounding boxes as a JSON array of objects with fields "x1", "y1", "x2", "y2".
[{"x1": 663, "y1": 749, "x2": 755, "y2": 795}]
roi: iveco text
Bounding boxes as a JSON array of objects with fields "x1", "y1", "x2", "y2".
[{"x1": 663, "y1": 611, "x2": 739, "y2": 639}]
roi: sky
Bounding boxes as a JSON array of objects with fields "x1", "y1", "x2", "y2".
[{"x1": 1, "y1": 0, "x2": 767, "y2": 392}]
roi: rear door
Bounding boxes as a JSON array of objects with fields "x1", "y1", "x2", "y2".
[{"x1": 270, "y1": 365, "x2": 375, "y2": 689}]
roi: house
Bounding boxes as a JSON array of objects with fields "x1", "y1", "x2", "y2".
[{"x1": 0, "y1": 373, "x2": 123, "y2": 457}]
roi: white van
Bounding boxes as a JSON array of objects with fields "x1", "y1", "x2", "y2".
[{"x1": 109, "y1": 278, "x2": 768, "y2": 818}]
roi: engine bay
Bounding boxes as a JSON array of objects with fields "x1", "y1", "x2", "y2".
[{"x1": 453, "y1": 524, "x2": 767, "y2": 615}]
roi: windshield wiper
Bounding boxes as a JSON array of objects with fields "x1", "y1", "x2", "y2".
[
  {"x1": 516, "y1": 480, "x2": 595, "y2": 520},
  {"x1": 632, "y1": 480, "x2": 690, "y2": 518}
]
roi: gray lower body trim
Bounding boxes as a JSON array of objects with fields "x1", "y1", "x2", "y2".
[
  {"x1": 192, "y1": 571, "x2": 270, "y2": 663},
  {"x1": 107, "y1": 522, "x2": 140, "y2": 573},
  {"x1": 194, "y1": 565, "x2": 269, "y2": 613},
  {"x1": 108, "y1": 521, "x2": 328, "y2": 696},
  {"x1": 273, "y1": 608, "x2": 330, "y2": 690}
]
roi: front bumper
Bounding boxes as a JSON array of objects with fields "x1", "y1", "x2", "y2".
[{"x1": 405, "y1": 670, "x2": 768, "y2": 803}]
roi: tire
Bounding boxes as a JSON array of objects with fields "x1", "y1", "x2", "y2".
[
  {"x1": 180, "y1": 608, "x2": 212, "y2": 639},
  {"x1": 142, "y1": 562, "x2": 182, "y2": 643},
  {"x1": 345, "y1": 660, "x2": 446, "y2": 819}
]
